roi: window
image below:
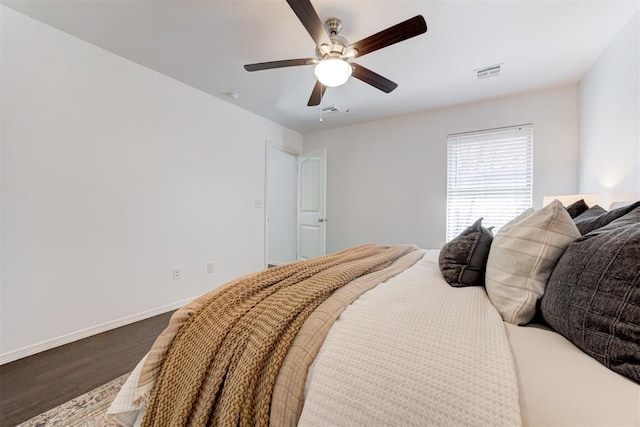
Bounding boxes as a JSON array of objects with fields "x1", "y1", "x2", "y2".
[{"x1": 446, "y1": 125, "x2": 533, "y2": 241}]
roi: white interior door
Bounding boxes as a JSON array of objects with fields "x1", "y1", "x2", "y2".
[
  {"x1": 297, "y1": 149, "x2": 327, "y2": 260},
  {"x1": 266, "y1": 147, "x2": 297, "y2": 266}
]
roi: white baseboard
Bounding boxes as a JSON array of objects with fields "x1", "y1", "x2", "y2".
[{"x1": 0, "y1": 297, "x2": 195, "y2": 365}]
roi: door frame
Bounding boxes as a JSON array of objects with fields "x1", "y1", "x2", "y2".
[{"x1": 264, "y1": 141, "x2": 301, "y2": 269}]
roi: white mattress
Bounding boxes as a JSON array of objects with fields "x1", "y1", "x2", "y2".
[{"x1": 505, "y1": 322, "x2": 640, "y2": 426}]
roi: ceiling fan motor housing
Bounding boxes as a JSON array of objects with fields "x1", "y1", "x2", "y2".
[{"x1": 316, "y1": 18, "x2": 352, "y2": 58}]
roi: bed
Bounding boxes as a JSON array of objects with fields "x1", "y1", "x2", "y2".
[{"x1": 108, "y1": 199, "x2": 640, "y2": 426}]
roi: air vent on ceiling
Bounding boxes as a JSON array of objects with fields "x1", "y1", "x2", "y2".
[
  {"x1": 321, "y1": 105, "x2": 344, "y2": 114},
  {"x1": 475, "y1": 64, "x2": 502, "y2": 79}
]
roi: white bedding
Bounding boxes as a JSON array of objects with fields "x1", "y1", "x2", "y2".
[
  {"x1": 299, "y1": 250, "x2": 521, "y2": 426},
  {"x1": 110, "y1": 250, "x2": 640, "y2": 426},
  {"x1": 505, "y1": 322, "x2": 640, "y2": 426}
]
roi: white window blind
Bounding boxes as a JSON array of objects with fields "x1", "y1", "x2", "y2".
[{"x1": 446, "y1": 125, "x2": 533, "y2": 241}]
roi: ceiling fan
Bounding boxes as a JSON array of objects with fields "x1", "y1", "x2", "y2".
[{"x1": 244, "y1": 0, "x2": 427, "y2": 107}]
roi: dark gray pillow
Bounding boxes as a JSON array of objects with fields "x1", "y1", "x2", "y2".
[
  {"x1": 439, "y1": 218, "x2": 493, "y2": 287},
  {"x1": 565, "y1": 199, "x2": 589, "y2": 218},
  {"x1": 573, "y1": 201, "x2": 640, "y2": 234},
  {"x1": 541, "y1": 207, "x2": 640, "y2": 383}
]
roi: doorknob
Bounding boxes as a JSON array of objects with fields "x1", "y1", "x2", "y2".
[{"x1": 318, "y1": 218, "x2": 326, "y2": 223}]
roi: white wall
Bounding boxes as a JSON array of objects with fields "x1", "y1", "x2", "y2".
[
  {"x1": 0, "y1": 7, "x2": 302, "y2": 359},
  {"x1": 304, "y1": 86, "x2": 578, "y2": 253},
  {"x1": 578, "y1": 11, "x2": 640, "y2": 209}
]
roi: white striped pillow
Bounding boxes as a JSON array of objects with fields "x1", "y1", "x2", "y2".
[{"x1": 485, "y1": 200, "x2": 581, "y2": 325}]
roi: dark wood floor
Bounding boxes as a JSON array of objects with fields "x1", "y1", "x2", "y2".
[{"x1": 0, "y1": 311, "x2": 174, "y2": 427}]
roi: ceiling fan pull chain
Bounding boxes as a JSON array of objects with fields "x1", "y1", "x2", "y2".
[
  {"x1": 348, "y1": 79, "x2": 351, "y2": 112},
  {"x1": 320, "y1": 86, "x2": 324, "y2": 122}
]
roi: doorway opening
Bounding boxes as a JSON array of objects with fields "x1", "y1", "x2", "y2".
[
  {"x1": 266, "y1": 146, "x2": 297, "y2": 267},
  {"x1": 265, "y1": 144, "x2": 327, "y2": 268}
]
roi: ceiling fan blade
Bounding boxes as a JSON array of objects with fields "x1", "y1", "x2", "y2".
[
  {"x1": 351, "y1": 63, "x2": 398, "y2": 93},
  {"x1": 244, "y1": 58, "x2": 317, "y2": 72},
  {"x1": 307, "y1": 80, "x2": 327, "y2": 106},
  {"x1": 348, "y1": 15, "x2": 427, "y2": 58},
  {"x1": 286, "y1": 0, "x2": 328, "y2": 46}
]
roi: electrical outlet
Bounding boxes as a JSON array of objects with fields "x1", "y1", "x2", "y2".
[
  {"x1": 172, "y1": 268, "x2": 181, "y2": 280},
  {"x1": 207, "y1": 261, "x2": 215, "y2": 274}
]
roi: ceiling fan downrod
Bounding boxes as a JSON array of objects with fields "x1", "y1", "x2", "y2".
[{"x1": 324, "y1": 17, "x2": 342, "y2": 36}]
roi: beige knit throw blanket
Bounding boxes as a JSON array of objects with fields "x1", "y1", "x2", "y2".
[{"x1": 138, "y1": 244, "x2": 417, "y2": 427}]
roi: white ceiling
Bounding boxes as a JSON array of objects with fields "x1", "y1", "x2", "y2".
[{"x1": 3, "y1": 0, "x2": 639, "y2": 134}]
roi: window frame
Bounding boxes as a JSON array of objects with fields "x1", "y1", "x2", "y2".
[{"x1": 446, "y1": 124, "x2": 533, "y2": 241}]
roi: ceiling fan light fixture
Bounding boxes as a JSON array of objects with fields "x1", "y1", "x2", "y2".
[{"x1": 314, "y1": 58, "x2": 352, "y2": 87}]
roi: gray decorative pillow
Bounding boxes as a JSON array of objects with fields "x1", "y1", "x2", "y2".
[
  {"x1": 439, "y1": 218, "x2": 493, "y2": 287},
  {"x1": 541, "y1": 207, "x2": 640, "y2": 383},
  {"x1": 565, "y1": 198, "x2": 589, "y2": 218},
  {"x1": 485, "y1": 200, "x2": 581, "y2": 325},
  {"x1": 573, "y1": 201, "x2": 640, "y2": 234}
]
